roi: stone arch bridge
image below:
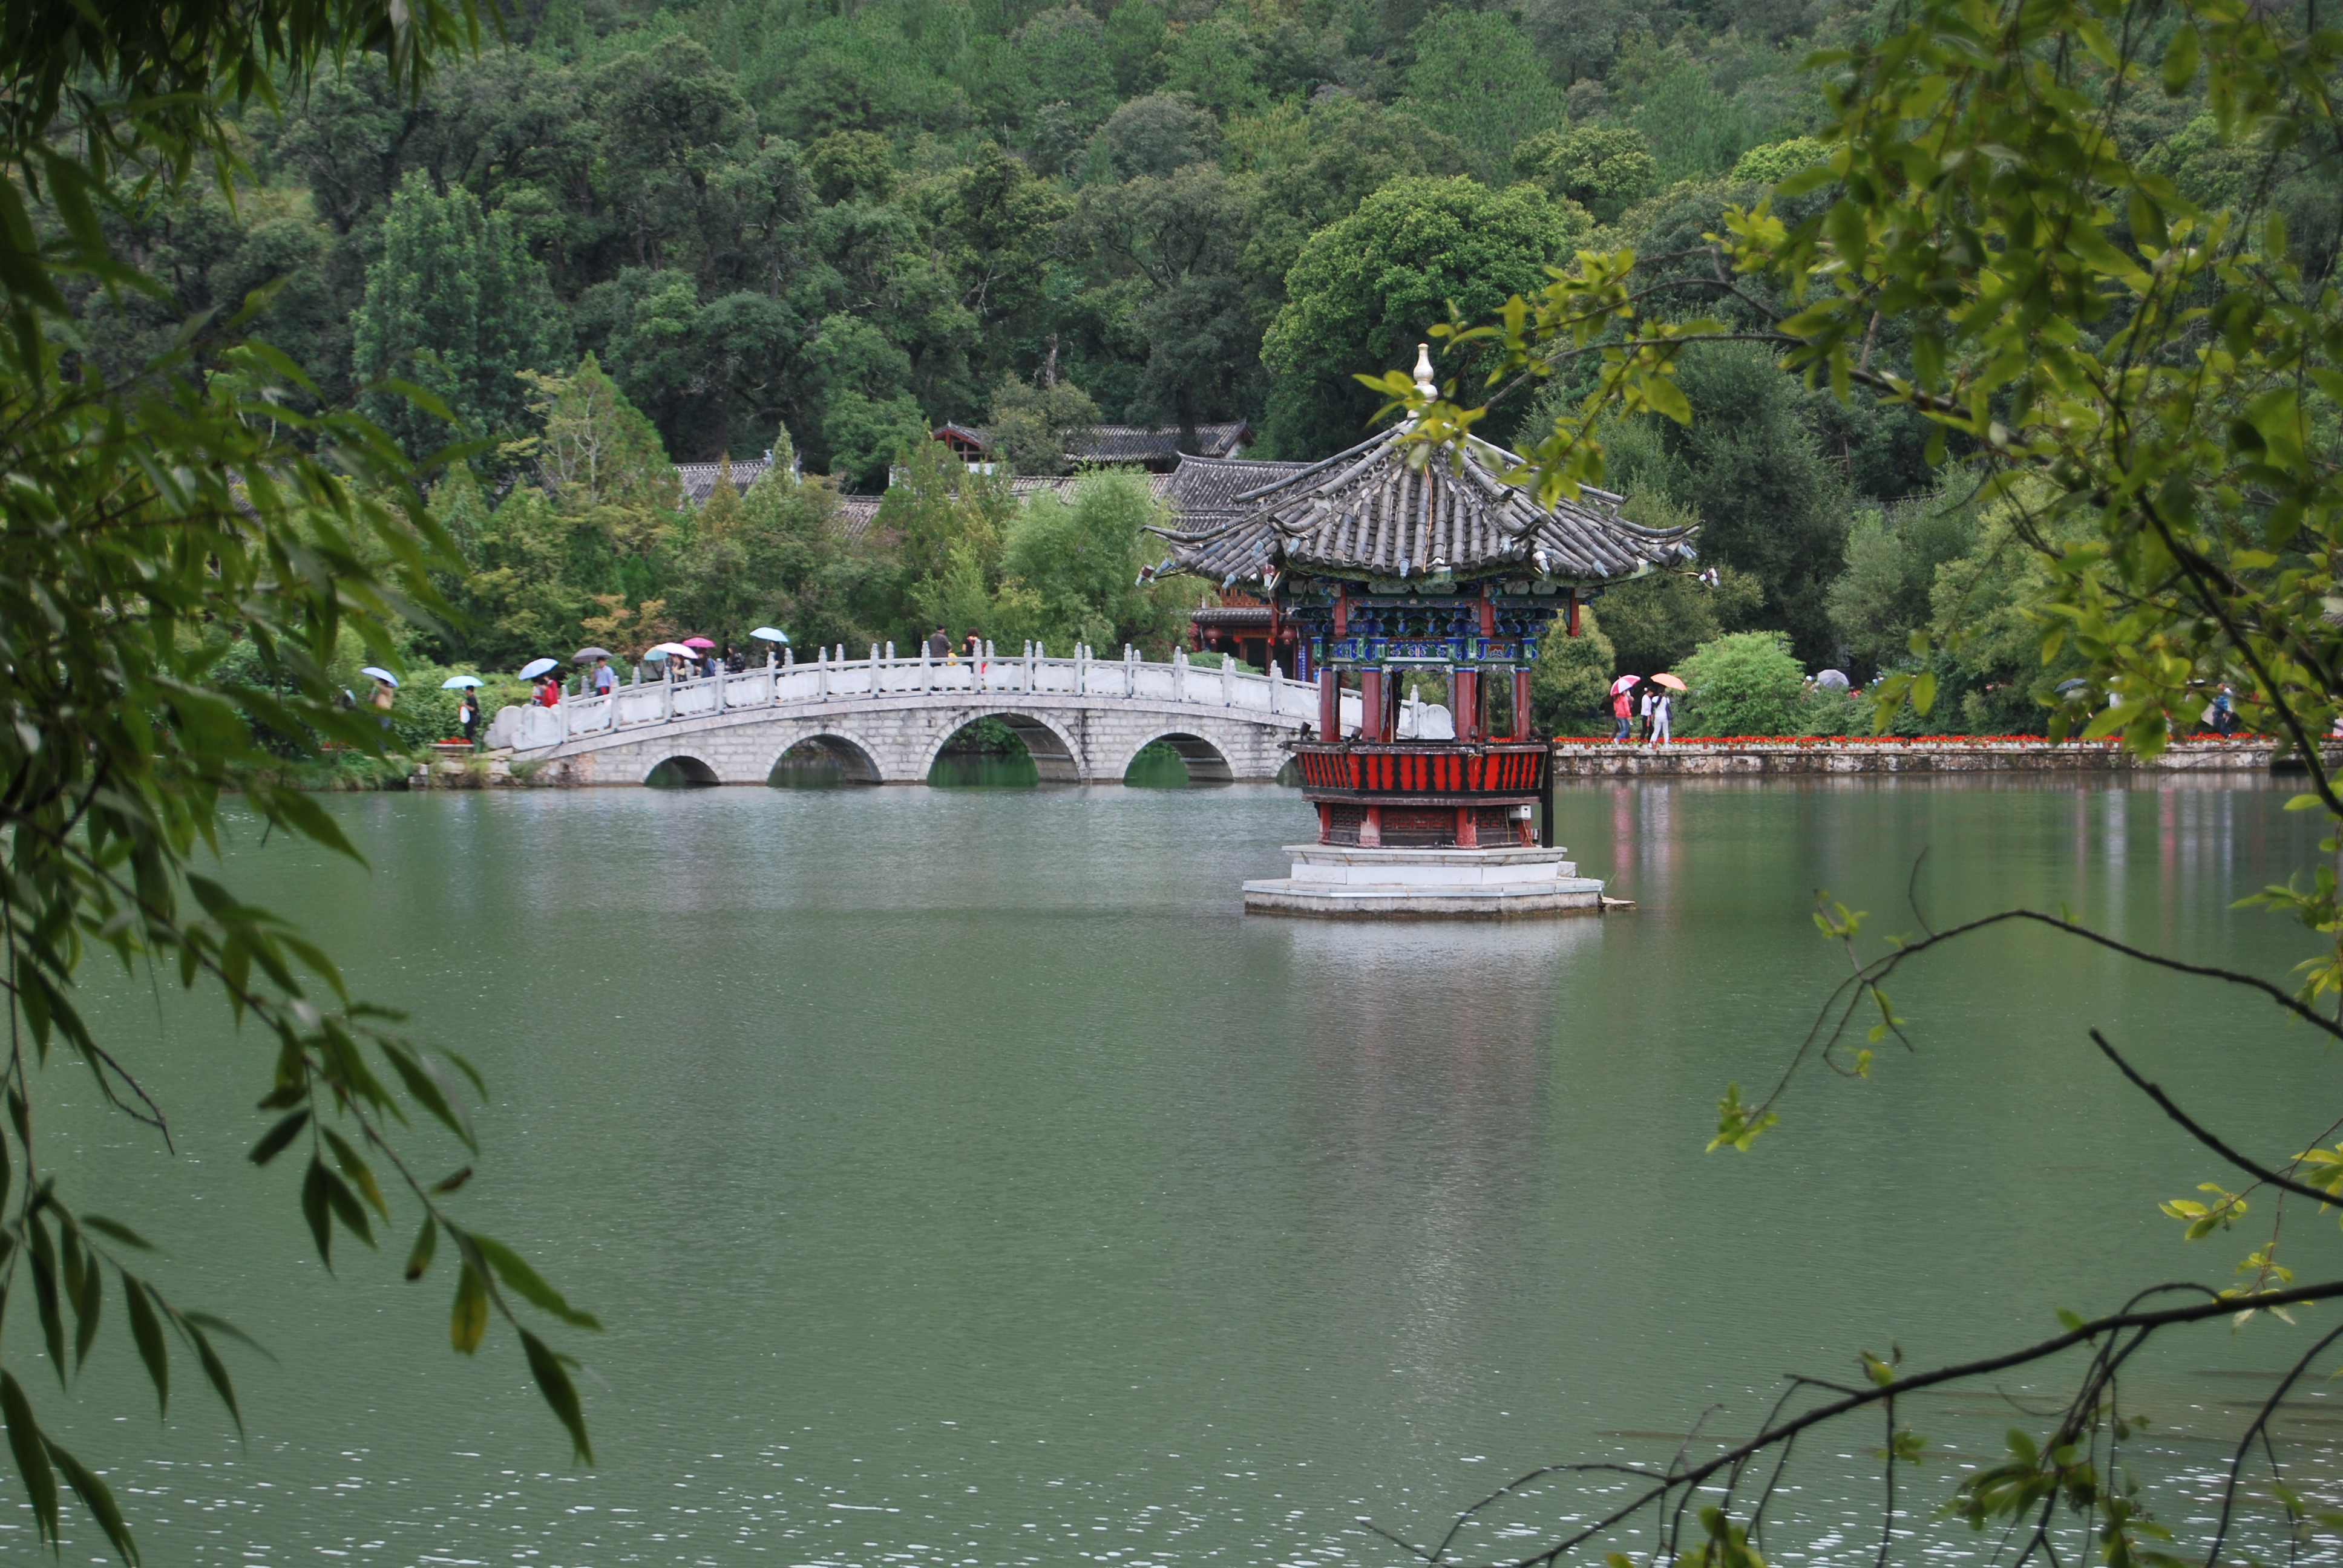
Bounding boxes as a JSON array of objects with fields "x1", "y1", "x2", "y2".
[{"x1": 488, "y1": 646, "x2": 1367, "y2": 786}]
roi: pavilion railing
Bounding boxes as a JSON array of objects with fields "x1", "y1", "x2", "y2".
[{"x1": 490, "y1": 642, "x2": 1358, "y2": 753}]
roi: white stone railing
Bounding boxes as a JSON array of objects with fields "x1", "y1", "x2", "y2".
[{"x1": 487, "y1": 642, "x2": 1346, "y2": 753}]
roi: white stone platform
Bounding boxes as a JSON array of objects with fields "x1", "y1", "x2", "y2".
[{"x1": 1243, "y1": 844, "x2": 1605, "y2": 919}]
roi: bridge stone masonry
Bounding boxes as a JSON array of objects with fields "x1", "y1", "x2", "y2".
[{"x1": 486, "y1": 644, "x2": 1370, "y2": 786}]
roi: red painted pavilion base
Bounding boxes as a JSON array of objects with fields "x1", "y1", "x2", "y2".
[{"x1": 1288, "y1": 741, "x2": 1547, "y2": 848}]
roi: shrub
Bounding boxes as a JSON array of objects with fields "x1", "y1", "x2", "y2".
[{"x1": 1677, "y1": 630, "x2": 1806, "y2": 736}]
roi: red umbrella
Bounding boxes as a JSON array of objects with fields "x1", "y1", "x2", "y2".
[
  {"x1": 1610, "y1": 675, "x2": 1642, "y2": 694},
  {"x1": 683, "y1": 636, "x2": 716, "y2": 649}
]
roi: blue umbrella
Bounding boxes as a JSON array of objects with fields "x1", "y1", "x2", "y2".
[
  {"x1": 360, "y1": 665, "x2": 399, "y2": 687},
  {"x1": 518, "y1": 658, "x2": 559, "y2": 679},
  {"x1": 750, "y1": 626, "x2": 790, "y2": 644},
  {"x1": 441, "y1": 675, "x2": 483, "y2": 690}
]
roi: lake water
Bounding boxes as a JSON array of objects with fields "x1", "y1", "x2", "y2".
[{"x1": 27, "y1": 774, "x2": 2343, "y2": 1567}]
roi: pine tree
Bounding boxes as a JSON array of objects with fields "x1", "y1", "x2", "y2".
[
  {"x1": 701, "y1": 455, "x2": 745, "y2": 541},
  {"x1": 353, "y1": 172, "x2": 572, "y2": 460}
]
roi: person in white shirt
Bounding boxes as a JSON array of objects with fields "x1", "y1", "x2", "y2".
[
  {"x1": 1638, "y1": 686, "x2": 1656, "y2": 740},
  {"x1": 1651, "y1": 689, "x2": 1672, "y2": 742}
]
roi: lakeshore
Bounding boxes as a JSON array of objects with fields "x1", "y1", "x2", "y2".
[{"x1": 1546, "y1": 735, "x2": 2327, "y2": 777}]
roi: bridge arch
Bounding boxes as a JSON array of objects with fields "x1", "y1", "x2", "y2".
[
  {"x1": 644, "y1": 753, "x2": 722, "y2": 786},
  {"x1": 766, "y1": 731, "x2": 884, "y2": 785},
  {"x1": 1117, "y1": 729, "x2": 1235, "y2": 785},
  {"x1": 918, "y1": 710, "x2": 1087, "y2": 784}
]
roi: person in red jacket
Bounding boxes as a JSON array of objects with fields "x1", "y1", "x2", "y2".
[{"x1": 1611, "y1": 683, "x2": 1634, "y2": 740}]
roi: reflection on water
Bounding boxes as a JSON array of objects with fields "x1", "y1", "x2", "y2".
[{"x1": 40, "y1": 774, "x2": 2343, "y2": 1567}]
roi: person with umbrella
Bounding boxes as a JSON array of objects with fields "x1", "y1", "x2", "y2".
[
  {"x1": 1610, "y1": 675, "x2": 1639, "y2": 741},
  {"x1": 574, "y1": 647, "x2": 618, "y2": 702},
  {"x1": 444, "y1": 675, "x2": 485, "y2": 743},
  {"x1": 519, "y1": 656, "x2": 560, "y2": 705},
  {"x1": 360, "y1": 665, "x2": 399, "y2": 733},
  {"x1": 1650, "y1": 673, "x2": 1685, "y2": 743}
]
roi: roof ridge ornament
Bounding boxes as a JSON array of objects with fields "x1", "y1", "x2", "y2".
[{"x1": 1412, "y1": 342, "x2": 1436, "y2": 397}]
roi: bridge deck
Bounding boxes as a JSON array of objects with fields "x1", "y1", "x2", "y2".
[{"x1": 489, "y1": 647, "x2": 1375, "y2": 786}]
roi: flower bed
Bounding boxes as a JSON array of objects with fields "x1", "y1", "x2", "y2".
[{"x1": 1550, "y1": 734, "x2": 2270, "y2": 746}]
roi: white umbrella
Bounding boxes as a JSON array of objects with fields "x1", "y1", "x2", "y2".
[
  {"x1": 1610, "y1": 675, "x2": 1642, "y2": 694},
  {"x1": 646, "y1": 642, "x2": 699, "y2": 660},
  {"x1": 441, "y1": 675, "x2": 483, "y2": 690},
  {"x1": 517, "y1": 657, "x2": 559, "y2": 679},
  {"x1": 750, "y1": 626, "x2": 790, "y2": 644},
  {"x1": 1815, "y1": 668, "x2": 1851, "y2": 691},
  {"x1": 360, "y1": 665, "x2": 399, "y2": 687}
]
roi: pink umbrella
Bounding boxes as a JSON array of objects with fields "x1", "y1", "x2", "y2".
[
  {"x1": 1611, "y1": 675, "x2": 1642, "y2": 694},
  {"x1": 682, "y1": 636, "x2": 716, "y2": 649}
]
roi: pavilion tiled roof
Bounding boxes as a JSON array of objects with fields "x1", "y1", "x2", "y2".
[{"x1": 1152, "y1": 425, "x2": 1696, "y2": 588}]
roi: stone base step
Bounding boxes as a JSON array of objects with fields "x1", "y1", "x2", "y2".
[{"x1": 1243, "y1": 843, "x2": 1605, "y2": 918}]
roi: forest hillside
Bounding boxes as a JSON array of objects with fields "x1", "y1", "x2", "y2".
[{"x1": 85, "y1": 0, "x2": 2333, "y2": 731}]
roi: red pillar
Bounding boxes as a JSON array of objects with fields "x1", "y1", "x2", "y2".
[
  {"x1": 1455, "y1": 805, "x2": 1478, "y2": 848},
  {"x1": 1317, "y1": 802, "x2": 1334, "y2": 843},
  {"x1": 1360, "y1": 806, "x2": 1383, "y2": 846},
  {"x1": 1319, "y1": 669, "x2": 1339, "y2": 739},
  {"x1": 1453, "y1": 670, "x2": 1480, "y2": 742},
  {"x1": 1567, "y1": 592, "x2": 1581, "y2": 638},
  {"x1": 1513, "y1": 668, "x2": 1533, "y2": 740},
  {"x1": 1361, "y1": 668, "x2": 1385, "y2": 742}
]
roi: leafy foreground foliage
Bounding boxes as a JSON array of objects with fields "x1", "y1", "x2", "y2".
[
  {"x1": 1367, "y1": 0, "x2": 2343, "y2": 1560},
  {"x1": 0, "y1": 0, "x2": 597, "y2": 1560}
]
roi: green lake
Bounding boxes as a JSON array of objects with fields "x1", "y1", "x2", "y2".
[{"x1": 28, "y1": 775, "x2": 2343, "y2": 1566}]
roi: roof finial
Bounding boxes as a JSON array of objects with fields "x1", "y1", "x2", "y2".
[{"x1": 1412, "y1": 342, "x2": 1436, "y2": 396}]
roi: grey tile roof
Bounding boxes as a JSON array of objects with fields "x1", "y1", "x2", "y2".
[
  {"x1": 1152, "y1": 426, "x2": 1696, "y2": 587},
  {"x1": 675, "y1": 457, "x2": 773, "y2": 506},
  {"x1": 1164, "y1": 454, "x2": 1316, "y2": 526},
  {"x1": 929, "y1": 422, "x2": 1251, "y2": 465}
]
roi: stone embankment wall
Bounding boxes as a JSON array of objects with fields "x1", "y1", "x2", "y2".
[{"x1": 1548, "y1": 737, "x2": 2329, "y2": 777}]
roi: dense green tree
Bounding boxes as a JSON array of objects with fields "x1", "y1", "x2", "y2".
[
  {"x1": 353, "y1": 172, "x2": 571, "y2": 459},
  {"x1": 1530, "y1": 606, "x2": 1618, "y2": 734},
  {"x1": 1823, "y1": 480, "x2": 1981, "y2": 680},
  {"x1": 1090, "y1": 93, "x2": 1222, "y2": 181},
  {"x1": 987, "y1": 373, "x2": 1105, "y2": 474},
  {"x1": 1398, "y1": 10, "x2": 1566, "y2": 173},
  {"x1": 1262, "y1": 176, "x2": 1590, "y2": 456},
  {"x1": 998, "y1": 470, "x2": 1186, "y2": 653},
  {"x1": 1599, "y1": 344, "x2": 1850, "y2": 667},
  {"x1": 1511, "y1": 125, "x2": 1660, "y2": 223},
  {"x1": 1076, "y1": 163, "x2": 1258, "y2": 436}
]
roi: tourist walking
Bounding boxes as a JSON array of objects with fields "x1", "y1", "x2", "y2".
[
  {"x1": 535, "y1": 673, "x2": 560, "y2": 707},
  {"x1": 592, "y1": 656, "x2": 617, "y2": 701},
  {"x1": 2210, "y1": 685, "x2": 2236, "y2": 736},
  {"x1": 1611, "y1": 682, "x2": 1634, "y2": 740},
  {"x1": 1638, "y1": 685, "x2": 1656, "y2": 740},
  {"x1": 457, "y1": 690, "x2": 479, "y2": 743},
  {"x1": 926, "y1": 625, "x2": 951, "y2": 659},
  {"x1": 1650, "y1": 687, "x2": 1673, "y2": 743}
]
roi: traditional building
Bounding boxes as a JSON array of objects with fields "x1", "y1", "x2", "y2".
[
  {"x1": 1151, "y1": 348, "x2": 1696, "y2": 912},
  {"x1": 932, "y1": 420, "x2": 1251, "y2": 473}
]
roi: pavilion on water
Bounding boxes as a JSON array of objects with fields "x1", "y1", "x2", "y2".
[{"x1": 1151, "y1": 347, "x2": 1697, "y2": 913}]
